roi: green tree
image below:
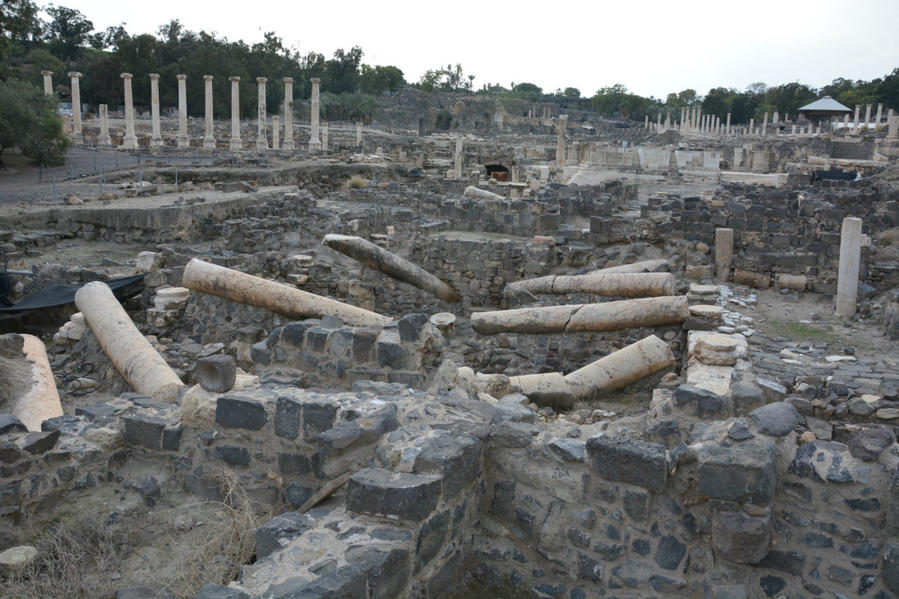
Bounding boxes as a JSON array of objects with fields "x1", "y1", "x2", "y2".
[
  {"x1": 563, "y1": 87, "x2": 580, "y2": 99},
  {"x1": 418, "y1": 64, "x2": 473, "y2": 92},
  {"x1": 0, "y1": 78, "x2": 70, "y2": 166},
  {"x1": 0, "y1": 0, "x2": 39, "y2": 74},
  {"x1": 44, "y1": 5, "x2": 93, "y2": 61},
  {"x1": 358, "y1": 64, "x2": 405, "y2": 95}
]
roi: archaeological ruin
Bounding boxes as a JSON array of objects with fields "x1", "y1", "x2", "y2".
[{"x1": 1, "y1": 68, "x2": 899, "y2": 599}]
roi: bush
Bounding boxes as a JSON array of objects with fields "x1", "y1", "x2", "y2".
[
  {"x1": 346, "y1": 175, "x2": 367, "y2": 189},
  {"x1": 0, "y1": 78, "x2": 70, "y2": 167}
]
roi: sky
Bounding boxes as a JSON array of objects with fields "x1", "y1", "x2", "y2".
[{"x1": 57, "y1": 0, "x2": 899, "y2": 99}]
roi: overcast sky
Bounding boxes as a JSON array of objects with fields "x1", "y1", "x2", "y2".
[{"x1": 58, "y1": 0, "x2": 898, "y2": 99}]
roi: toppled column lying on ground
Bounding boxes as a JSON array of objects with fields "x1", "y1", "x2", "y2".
[
  {"x1": 464, "y1": 186, "x2": 504, "y2": 201},
  {"x1": 74, "y1": 282, "x2": 184, "y2": 402},
  {"x1": 471, "y1": 296, "x2": 688, "y2": 335},
  {"x1": 504, "y1": 272, "x2": 675, "y2": 298},
  {"x1": 508, "y1": 335, "x2": 674, "y2": 408},
  {"x1": 322, "y1": 234, "x2": 460, "y2": 303},
  {"x1": 13, "y1": 335, "x2": 63, "y2": 431},
  {"x1": 586, "y1": 258, "x2": 668, "y2": 274},
  {"x1": 182, "y1": 258, "x2": 390, "y2": 327}
]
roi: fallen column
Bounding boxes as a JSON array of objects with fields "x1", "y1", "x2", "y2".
[
  {"x1": 471, "y1": 296, "x2": 688, "y2": 335},
  {"x1": 509, "y1": 334, "x2": 674, "y2": 407},
  {"x1": 463, "y1": 186, "x2": 504, "y2": 201},
  {"x1": 586, "y1": 258, "x2": 668, "y2": 275},
  {"x1": 182, "y1": 258, "x2": 390, "y2": 327},
  {"x1": 74, "y1": 282, "x2": 184, "y2": 402},
  {"x1": 13, "y1": 335, "x2": 63, "y2": 431},
  {"x1": 504, "y1": 272, "x2": 675, "y2": 298},
  {"x1": 564, "y1": 334, "x2": 674, "y2": 399},
  {"x1": 322, "y1": 234, "x2": 460, "y2": 303}
]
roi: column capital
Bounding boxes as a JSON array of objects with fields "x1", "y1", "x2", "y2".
[
  {"x1": 256, "y1": 77, "x2": 267, "y2": 84},
  {"x1": 310, "y1": 77, "x2": 320, "y2": 84},
  {"x1": 229, "y1": 76, "x2": 240, "y2": 82},
  {"x1": 204, "y1": 75, "x2": 213, "y2": 81},
  {"x1": 41, "y1": 70, "x2": 53, "y2": 76},
  {"x1": 283, "y1": 77, "x2": 293, "y2": 84},
  {"x1": 177, "y1": 74, "x2": 187, "y2": 80},
  {"x1": 68, "y1": 71, "x2": 82, "y2": 78},
  {"x1": 149, "y1": 73, "x2": 160, "y2": 80},
  {"x1": 121, "y1": 72, "x2": 133, "y2": 80}
]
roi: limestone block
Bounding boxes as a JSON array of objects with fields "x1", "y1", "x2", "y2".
[
  {"x1": 154, "y1": 286, "x2": 190, "y2": 310},
  {"x1": 775, "y1": 273, "x2": 807, "y2": 290},
  {"x1": 136, "y1": 251, "x2": 163, "y2": 273},
  {"x1": 732, "y1": 269, "x2": 770, "y2": 289}
]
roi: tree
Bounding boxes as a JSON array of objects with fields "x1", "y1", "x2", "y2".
[
  {"x1": 0, "y1": 78, "x2": 70, "y2": 166},
  {"x1": 359, "y1": 64, "x2": 405, "y2": 95},
  {"x1": 44, "y1": 5, "x2": 93, "y2": 61},
  {"x1": 89, "y1": 23, "x2": 128, "y2": 50},
  {"x1": 513, "y1": 82, "x2": 541, "y2": 95},
  {"x1": 418, "y1": 64, "x2": 473, "y2": 92},
  {"x1": 563, "y1": 87, "x2": 581, "y2": 99},
  {"x1": 0, "y1": 0, "x2": 39, "y2": 73}
]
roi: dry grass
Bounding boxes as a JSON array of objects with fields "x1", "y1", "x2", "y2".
[
  {"x1": 162, "y1": 470, "x2": 271, "y2": 599},
  {"x1": 345, "y1": 175, "x2": 367, "y2": 189}
]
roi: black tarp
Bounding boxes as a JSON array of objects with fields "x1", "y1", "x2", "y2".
[{"x1": 0, "y1": 274, "x2": 146, "y2": 313}]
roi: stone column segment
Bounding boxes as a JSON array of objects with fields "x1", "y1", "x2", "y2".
[
  {"x1": 74, "y1": 282, "x2": 184, "y2": 401},
  {"x1": 322, "y1": 234, "x2": 460, "y2": 303},
  {"x1": 68, "y1": 71, "x2": 82, "y2": 143},
  {"x1": 256, "y1": 76, "x2": 268, "y2": 149},
  {"x1": 835, "y1": 217, "x2": 863, "y2": 317},
  {"x1": 355, "y1": 121, "x2": 363, "y2": 146},
  {"x1": 203, "y1": 75, "x2": 215, "y2": 149},
  {"x1": 556, "y1": 114, "x2": 568, "y2": 167},
  {"x1": 454, "y1": 136, "x2": 463, "y2": 178},
  {"x1": 98, "y1": 104, "x2": 111, "y2": 146},
  {"x1": 121, "y1": 73, "x2": 138, "y2": 150},
  {"x1": 41, "y1": 70, "x2": 53, "y2": 95},
  {"x1": 309, "y1": 77, "x2": 321, "y2": 151},
  {"x1": 272, "y1": 115, "x2": 280, "y2": 150},
  {"x1": 149, "y1": 73, "x2": 162, "y2": 148},
  {"x1": 282, "y1": 77, "x2": 295, "y2": 151},
  {"x1": 229, "y1": 76, "x2": 242, "y2": 151},
  {"x1": 181, "y1": 258, "x2": 390, "y2": 327},
  {"x1": 177, "y1": 74, "x2": 189, "y2": 148},
  {"x1": 13, "y1": 335, "x2": 64, "y2": 431},
  {"x1": 504, "y1": 272, "x2": 675, "y2": 298}
]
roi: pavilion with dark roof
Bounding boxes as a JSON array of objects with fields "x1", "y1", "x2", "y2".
[{"x1": 797, "y1": 96, "x2": 853, "y2": 120}]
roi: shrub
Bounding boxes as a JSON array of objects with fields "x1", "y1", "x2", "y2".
[{"x1": 0, "y1": 78, "x2": 70, "y2": 166}]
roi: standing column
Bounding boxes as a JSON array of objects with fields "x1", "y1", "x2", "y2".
[
  {"x1": 835, "y1": 217, "x2": 863, "y2": 317},
  {"x1": 68, "y1": 71, "x2": 82, "y2": 144},
  {"x1": 875, "y1": 103, "x2": 883, "y2": 128},
  {"x1": 98, "y1": 104, "x2": 111, "y2": 146},
  {"x1": 203, "y1": 76, "x2": 215, "y2": 150},
  {"x1": 556, "y1": 114, "x2": 568, "y2": 167},
  {"x1": 644, "y1": 115, "x2": 649, "y2": 129},
  {"x1": 761, "y1": 112, "x2": 768, "y2": 136},
  {"x1": 715, "y1": 228, "x2": 734, "y2": 281},
  {"x1": 41, "y1": 70, "x2": 53, "y2": 95},
  {"x1": 121, "y1": 73, "x2": 138, "y2": 150},
  {"x1": 256, "y1": 77, "x2": 268, "y2": 149},
  {"x1": 725, "y1": 113, "x2": 731, "y2": 135},
  {"x1": 863, "y1": 104, "x2": 872, "y2": 130},
  {"x1": 229, "y1": 76, "x2": 242, "y2": 151},
  {"x1": 309, "y1": 77, "x2": 321, "y2": 152},
  {"x1": 322, "y1": 121, "x2": 329, "y2": 151},
  {"x1": 888, "y1": 113, "x2": 898, "y2": 139},
  {"x1": 454, "y1": 136, "x2": 463, "y2": 179},
  {"x1": 282, "y1": 77, "x2": 295, "y2": 151},
  {"x1": 355, "y1": 121, "x2": 363, "y2": 146},
  {"x1": 272, "y1": 115, "x2": 280, "y2": 150},
  {"x1": 852, "y1": 105, "x2": 860, "y2": 132},
  {"x1": 680, "y1": 107, "x2": 686, "y2": 132},
  {"x1": 176, "y1": 74, "x2": 189, "y2": 149},
  {"x1": 149, "y1": 73, "x2": 162, "y2": 148},
  {"x1": 749, "y1": 118, "x2": 755, "y2": 135}
]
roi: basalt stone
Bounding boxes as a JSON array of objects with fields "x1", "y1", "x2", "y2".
[
  {"x1": 115, "y1": 588, "x2": 175, "y2": 599},
  {"x1": 122, "y1": 413, "x2": 165, "y2": 449},
  {"x1": 548, "y1": 438, "x2": 586, "y2": 462},
  {"x1": 255, "y1": 512, "x2": 312, "y2": 559},
  {"x1": 577, "y1": 553, "x2": 602, "y2": 583},
  {"x1": 193, "y1": 584, "x2": 250, "y2": 599},
  {"x1": 884, "y1": 542, "x2": 899, "y2": 593},
  {"x1": 344, "y1": 545, "x2": 411, "y2": 599},
  {"x1": 789, "y1": 440, "x2": 864, "y2": 483},
  {"x1": 317, "y1": 405, "x2": 397, "y2": 455},
  {"x1": 654, "y1": 535, "x2": 686, "y2": 570},
  {"x1": 623, "y1": 490, "x2": 651, "y2": 522},
  {"x1": 848, "y1": 426, "x2": 895, "y2": 462},
  {"x1": 697, "y1": 439, "x2": 776, "y2": 505},
  {"x1": 397, "y1": 313, "x2": 429, "y2": 342},
  {"x1": 644, "y1": 419, "x2": 683, "y2": 449},
  {"x1": 212, "y1": 445, "x2": 249, "y2": 467},
  {"x1": 0, "y1": 443, "x2": 20, "y2": 463},
  {"x1": 319, "y1": 315, "x2": 344, "y2": 330},
  {"x1": 610, "y1": 559, "x2": 653, "y2": 588},
  {"x1": 346, "y1": 467, "x2": 441, "y2": 522},
  {"x1": 587, "y1": 435, "x2": 667, "y2": 492},
  {"x1": 249, "y1": 341, "x2": 271, "y2": 365},
  {"x1": 284, "y1": 564, "x2": 367, "y2": 598},
  {"x1": 281, "y1": 321, "x2": 313, "y2": 348},
  {"x1": 75, "y1": 403, "x2": 117, "y2": 421},
  {"x1": 22, "y1": 430, "x2": 60, "y2": 454},
  {"x1": 889, "y1": 466, "x2": 899, "y2": 534},
  {"x1": 302, "y1": 400, "x2": 339, "y2": 441},
  {"x1": 413, "y1": 433, "x2": 481, "y2": 499},
  {"x1": 674, "y1": 385, "x2": 728, "y2": 419},
  {"x1": 278, "y1": 452, "x2": 311, "y2": 475},
  {"x1": 756, "y1": 378, "x2": 787, "y2": 403},
  {"x1": 196, "y1": 355, "x2": 237, "y2": 393},
  {"x1": 215, "y1": 395, "x2": 267, "y2": 430},
  {"x1": 274, "y1": 396, "x2": 301, "y2": 439},
  {"x1": 712, "y1": 507, "x2": 772, "y2": 564},
  {"x1": 305, "y1": 327, "x2": 330, "y2": 353},
  {"x1": 493, "y1": 402, "x2": 537, "y2": 424},
  {"x1": 751, "y1": 402, "x2": 800, "y2": 437},
  {"x1": 757, "y1": 550, "x2": 807, "y2": 575},
  {"x1": 417, "y1": 510, "x2": 450, "y2": 567},
  {"x1": 285, "y1": 483, "x2": 314, "y2": 508},
  {"x1": 759, "y1": 575, "x2": 786, "y2": 597}
]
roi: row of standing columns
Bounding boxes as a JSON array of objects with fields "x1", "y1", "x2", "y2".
[{"x1": 42, "y1": 71, "x2": 364, "y2": 152}]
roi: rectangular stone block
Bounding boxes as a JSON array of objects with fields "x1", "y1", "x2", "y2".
[
  {"x1": 586, "y1": 435, "x2": 667, "y2": 492},
  {"x1": 697, "y1": 439, "x2": 776, "y2": 505},
  {"x1": 216, "y1": 395, "x2": 268, "y2": 430},
  {"x1": 122, "y1": 413, "x2": 165, "y2": 449},
  {"x1": 346, "y1": 467, "x2": 441, "y2": 522}
]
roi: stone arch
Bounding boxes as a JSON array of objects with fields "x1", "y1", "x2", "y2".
[
  {"x1": 452, "y1": 101, "x2": 465, "y2": 115},
  {"x1": 485, "y1": 164, "x2": 509, "y2": 181}
]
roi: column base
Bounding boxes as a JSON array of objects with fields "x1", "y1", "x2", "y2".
[
  {"x1": 256, "y1": 136, "x2": 268, "y2": 150},
  {"x1": 308, "y1": 140, "x2": 321, "y2": 152},
  {"x1": 177, "y1": 137, "x2": 189, "y2": 149},
  {"x1": 121, "y1": 136, "x2": 138, "y2": 151},
  {"x1": 282, "y1": 140, "x2": 295, "y2": 151},
  {"x1": 72, "y1": 133, "x2": 83, "y2": 144},
  {"x1": 151, "y1": 137, "x2": 163, "y2": 148},
  {"x1": 203, "y1": 137, "x2": 216, "y2": 150},
  {"x1": 229, "y1": 138, "x2": 243, "y2": 152},
  {"x1": 98, "y1": 136, "x2": 111, "y2": 146}
]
